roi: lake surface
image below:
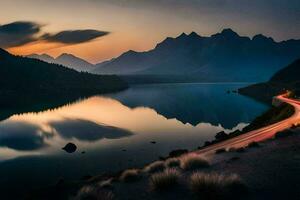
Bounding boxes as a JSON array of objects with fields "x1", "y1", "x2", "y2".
[{"x1": 0, "y1": 83, "x2": 268, "y2": 198}]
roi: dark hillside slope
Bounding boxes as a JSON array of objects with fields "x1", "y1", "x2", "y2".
[
  {"x1": 0, "y1": 49, "x2": 127, "y2": 118},
  {"x1": 239, "y1": 59, "x2": 300, "y2": 103}
]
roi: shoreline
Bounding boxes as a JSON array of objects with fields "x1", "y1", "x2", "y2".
[
  {"x1": 195, "y1": 95, "x2": 297, "y2": 156},
  {"x1": 26, "y1": 95, "x2": 300, "y2": 200}
]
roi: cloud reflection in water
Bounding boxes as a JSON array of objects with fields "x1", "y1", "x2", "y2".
[
  {"x1": 50, "y1": 118, "x2": 133, "y2": 141},
  {"x1": 0, "y1": 121, "x2": 52, "y2": 151}
]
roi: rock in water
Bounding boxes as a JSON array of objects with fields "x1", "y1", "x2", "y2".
[{"x1": 62, "y1": 143, "x2": 77, "y2": 153}]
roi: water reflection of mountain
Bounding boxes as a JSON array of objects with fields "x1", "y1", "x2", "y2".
[
  {"x1": 0, "y1": 92, "x2": 264, "y2": 199},
  {"x1": 0, "y1": 83, "x2": 268, "y2": 152},
  {"x1": 0, "y1": 94, "x2": 82, "y2": 122},
  {"x1": 108, "y1": 83, "x2": 269, "y2": 129}
]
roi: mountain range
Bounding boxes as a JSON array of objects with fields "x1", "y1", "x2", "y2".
[
  {"x1": 93, "y1": 29, "x2": 300, "y2": 82},
  {"x1": 28, "y1": 53, "x2": 95, "y2": 72}
]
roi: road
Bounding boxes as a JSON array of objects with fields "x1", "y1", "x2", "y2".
[{"x1": 196, "y1": 94, "x2": 300, "y2": 156}]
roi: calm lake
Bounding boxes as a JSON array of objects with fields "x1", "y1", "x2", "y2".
[{"x1": 0, "y1": 83, "x2": 268, "y2": 197}]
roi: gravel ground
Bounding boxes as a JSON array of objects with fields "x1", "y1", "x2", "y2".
[{"x1": 111, "y1": 128, "x2": 300, "y2": 200}]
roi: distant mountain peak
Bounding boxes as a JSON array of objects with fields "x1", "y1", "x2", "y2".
[
  {"x1": 41, "y1": 54, "x2": 54, "y2": 59},
  {"x1": 221, "y1": 28, "x2": 239, "y2": 36},
  {"x1": 27, "y1": 52, "x2": 94, "y2": 71},
  {"x1": 28, "y1": 53, "x2": 53, "y2": 58},
  {"x1": 252, "y1": 34, "x2": 275, "y2": 43},
  {"x1": 155, "y1": 37, "x2": 175, "y2": 49},
  {"x1": 57, "y1": 53, "x2": 74, "y2": 59},
  {"x1": 212, "y1": 28, "x2": 240, "y2": 39},
  {"x1": 177, "y1": 32, "x2": 188, "y2": 39},
  {"x1": 189, "y1": 31, "x2": 200, "y2": 37},
  {"x1": 123, "y1": 50, "x2": 138, "y2": 56},
  {"x1": 56, "y1": 53, "x2": 91, "y2": 62}
]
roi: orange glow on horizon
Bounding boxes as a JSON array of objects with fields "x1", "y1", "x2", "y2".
[{"x1": 7, "y1": 32, "x2": 159, "y2": 64}]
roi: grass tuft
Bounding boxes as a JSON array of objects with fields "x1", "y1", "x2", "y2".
[
  {"x1": 165, "y1": 158, "x2": 181, "y2": 168},
  {"x1": 149, "y1": 168, "x2": 181, "y2": 191},
  {"x1": 181, "y1": 154, "x2": 209, "y2": 171},
  {"x1": 99, "y1": 179, "x2": 113, "y2": 189},
  {"x1": 190, "y1": 172, "x2": 247, "y2": 200},
  {"x1": 119, "y1": 169, "x2": 141, "y2": 182},
  {"x1": 144, "y1": 161, "x2": 166, "y2": 173},
  {"x1": 75, "y1": 186, "x2": 114, "y2": 200}
]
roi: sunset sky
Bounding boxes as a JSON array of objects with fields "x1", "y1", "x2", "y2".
[{"x1": 1, "y1": 0, "x2": 299, "y2": 63}]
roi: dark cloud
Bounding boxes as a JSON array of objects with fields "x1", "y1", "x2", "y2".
[
  {"x1": 0, "y1": 21, "x2": 41, "y2": 48},
  {"x1": 41, "y1": 30, "x2": 109, "y2": 44},
  {"x1": 0, "y1": 21, "x2": 110, "y2": 48}
]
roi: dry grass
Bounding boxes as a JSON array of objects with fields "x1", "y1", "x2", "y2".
[
  {"x1": 144, "y1": 161, "x2": 166, "y2": 173},
  {"x1": 181, "y1": 154, "x2": 209, "y2": 171},
  {"x1": 119, "y1": 169, "x2": 141, "y2": 182},
  {"x1": 190, "y1": 172, "x2": 247, "y2": 200},
  {"x1": 149, "y1": 168, "x2": 181, "y2": 191},
  {"x1": 98, "y1": 179, "x2": 113, "y2": 189},
  {"x1": 75, "y1": 186, "x2": 114, "y2": 200},
  {"x1": 291, "y1": 123, "x2": 299, "y2": 129},
  {"x1": 165, "y1": 158, "x2": 181, "y2": 168}
]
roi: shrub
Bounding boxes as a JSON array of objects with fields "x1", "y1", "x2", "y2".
[
  {"x1": 119, "y1": 169, "x2": 141, "y2": 182},
  {"x1": 181, "y1": 154, "x2": 209, "y2": 171},
  {"x1": 75, "y1": 186, "x2": 114, "y2": 200},
  {"x1": 165, "y1": 158, "x2": 181, "y2": 168},
  {"x1": 215, "y1": 148, "x2": 226, "y2": 154},
  {"x1": 190, "y1": 172, "x2": 247, "y2": 200},
  {"x1": 168, "y1": 149, "x2": 188, "y2": 157},
  {"x1": 149, "y1": 168, "x2": 181, "y2": 191},
  {"x1": 275, "y1": 129, "x2": 295, "y2": 139},
  {"x1": 230, "y1": 156, "x2": 240, "y2": 161},
  {"x1": 235, "y1": 147, "x2": 246, "y2": 153},
  {"x1": 144, "y1": 161, "x2": 166, "y2": 173},
  {"x1": 215, "y1": 131, "x2": 228, "y2": 141},
  {"x1": 203, "y1": 141, "x2": 212, "y2": 147},
  {"x1": 247, "y1": 141, "x2": 260, "y2": 148}
]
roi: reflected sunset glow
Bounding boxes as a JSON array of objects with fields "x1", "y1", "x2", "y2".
[{"x1": 0, "y1": 96, "x2": 247, "y2": 160}]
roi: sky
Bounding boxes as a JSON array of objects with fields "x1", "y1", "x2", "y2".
[{"x1": 0, "y1": 0, "x2": 299, "y2": 63}]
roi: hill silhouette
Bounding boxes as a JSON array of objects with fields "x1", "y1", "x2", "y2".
[
  {"x1": 28, "y1": 53, "x2": 95, "y2": 72},
  {"x1": 0, "y1": 49, "x2": 127, "y2": 119},
  {"x1": 239, "y1": 59, "x2": 300, "y2": 103}
]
